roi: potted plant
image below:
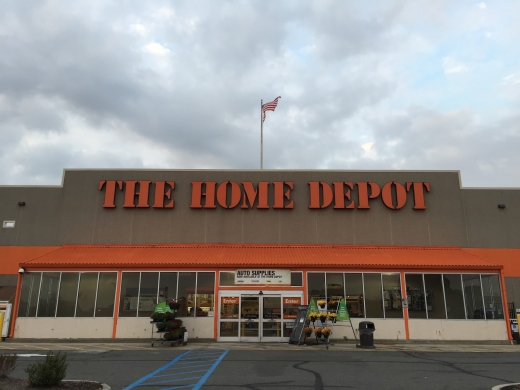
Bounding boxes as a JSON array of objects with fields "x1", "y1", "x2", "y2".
[
  {"x1": 308, "y1": 312, "x2": 318, "y2": 323},
  {"x1": 327, "y1": 312, "x2": 337, "y2": 323},
  {"x1": 167, "y1": 319, "x2": 183, "y2": 329},
  {"x1": 150, "y1": 312, "x2": 167, "y2": 323},
  {"x1": 328, "y1": 300, "x2": 338, "y2": 310},
  {"x1": 303, "y1": 327, "x2": 313, "y2": 338},
  {"x1": 314, "y1": 327, "x2": 323, "y2": 338},
  {"x1": 322, "y1": 327, "x2": 332, "y2": 339},
  {"x1": 318, "y1": 312, "x2": 328, "y2": 322},
  {"x1": 168, "y1": 300, "x2": 181, "y2": 311},
  {"x1": 317, "y1": 300, "x2": 326, "y2": 309}
]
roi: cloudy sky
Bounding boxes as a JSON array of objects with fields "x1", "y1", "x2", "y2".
[{"x1": 1, "y1": 1, "x2": 519, "y2": 187}]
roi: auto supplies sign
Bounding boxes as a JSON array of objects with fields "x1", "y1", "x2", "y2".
[{"x1": 235, "y1": 269, "x2": 291, "y2": 286}]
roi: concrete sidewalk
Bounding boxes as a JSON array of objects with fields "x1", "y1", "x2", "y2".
[{"x1": 1, "y1": 338, "x2": 519, "y2": 353}]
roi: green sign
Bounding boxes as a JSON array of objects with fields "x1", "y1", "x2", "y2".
[
  {"x1": 308, "y1": 298, "x2": 318, "y2": 317},
  {"x1": 337, "y1": 298, "x2": 350, "y2": 321},
  {"x1": 153, "y1": 301, "x2": 172, "y2": 313}
]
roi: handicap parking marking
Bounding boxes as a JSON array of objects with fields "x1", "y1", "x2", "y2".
[{"x1": 124, "y1": 349, "x2": 229, "y2": 390}]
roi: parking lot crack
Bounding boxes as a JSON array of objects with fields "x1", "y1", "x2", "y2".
[
  {"x1": 292, "y1": 361, "x2": 328, "y2": 390},
  {"x1": 402, "y1": 352, "x2": 511, "y2": 383}
]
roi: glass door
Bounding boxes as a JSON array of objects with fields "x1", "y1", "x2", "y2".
[
  {"x1": 240, "y1": 295, "x2": 260, "y2": 342},
  {"x1": 218, "y1": 291, "x2": 304, "y2": 342},
  {"x1": 261, "y1": 296, "x2": 282, "y2": 341}
]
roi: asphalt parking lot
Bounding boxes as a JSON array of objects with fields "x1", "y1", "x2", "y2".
[{"x1": 1, "y1": 341, "x2": 520, "y2": 389}]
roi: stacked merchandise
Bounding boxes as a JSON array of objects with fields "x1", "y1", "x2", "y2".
[{"x1": 150, "y1": 300, "x2": 186, "y2": 344}]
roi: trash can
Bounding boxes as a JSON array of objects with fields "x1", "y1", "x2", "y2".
[
  {"x1": 357, "y1": 321, "x2": 376, "y2": 349},
  {"x1": 511, "y1": 319, "x2": 519, "y2": 345}
]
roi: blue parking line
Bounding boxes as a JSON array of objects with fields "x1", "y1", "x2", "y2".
[
  {"x1": 143, "y1": 376, "x2": 203, "y2": 386},
  {"x1": 192, "y1": 350, "x2": 228, "y2": 390},
  {"x1": 154, "y1": 369, "x2": 209, "y2": 378},
  {"x1": 124, "y1": 349, "x2": 228, "y2": 389},
  {"x1": 124, "y1": 350, "x2": 191, "y2": 389},
  {"x1": 165, "y1": 363, "x2": 213, "y2": 371}
]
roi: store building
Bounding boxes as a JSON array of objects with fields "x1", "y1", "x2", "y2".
[{"x1": 1, "y1": 169, "x2": 519, "y2": 342}]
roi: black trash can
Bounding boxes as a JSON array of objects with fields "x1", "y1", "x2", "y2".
[{"x1": 357, "y1": 321, "x2": 376, "y2": 349}]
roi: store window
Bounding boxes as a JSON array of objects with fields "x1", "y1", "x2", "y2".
[
  {"x1": 443, "y1": 274, "x2": 465, "y2": 319},
  {"x1": 195, "y1": 272, "x2": 215, "y2": 317},
  {"x1": 424, "y1": 274, "x2": 446, "y2": 319},
  {"x1": 326, "y1": 273, "x2": 344, "y2": 311},
  {"x1": 76, "y1": 273, "x2": 98, "y2": 317},
  {"x1": 307, "y1": 273, "x2": 325, "y2": 303},
  {"x1": 56, "y1": 273, "x2": 79, "y2": 317},
  {"x1": 462, "y1": 274, "x2": 485, "y2": 319},
  {"x1": 405, "y1": 274, "x2": 426, "y2": 319},
  {"x1": 481, "y1": 274, "x2": 504, "y2": 319},
  {"x1": 220, "y1": 296, "x2": 239, "y2": 319},
  {"x1": 95, "y1": 272, "x2": 117, "y2": 317},
  {"x1": 138, "y1": 272, "x2": 159, "y2": 317},
  {"x1": 291, "y1": 272, "x2": 303, "y2": 287},
  {"x1": 178, "y1": 272, "x2": 196, "y2": 317},
  {"x1": 219, "y1": 272, "x2": 235, "y2": 286},
  {"x1": 382, "y1": 273, "x2": 402, "y2": 318},
  {"x1": 37, "y1": 272, "x2": 60, "y2": 317},
  {"x1": 364, "y1": 273, "x2": 384, "y2": 318},
  {"x1": 119, "y1": 272, "x2": 139, "y2": 317},
  {"x1": 159, "y1": 272, "x2": 178, "y2": 303},
  {"x1": 18, "y1": 272, "x2": 42, "y2": 317},
  {"x1": 344, "y1": 273, "x2": 364, "y2": 318},
  {"x1": 220, "y1": 295, "x2": 239, "y2": 338}
]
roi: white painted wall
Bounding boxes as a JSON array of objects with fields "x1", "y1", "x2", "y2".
[
  {"x1": 14, "y1": 317, "x2": 113, "y2": 339},
  {"x1": 116, "y1": 317, "x2": 215, "y2": 339},
  {"x1": 330, "y1": 318, "x2": 407, "y2": 341},
  {"x1": 408, "y1": 319, "x2": 509, "y2": 340},
  {"x1": 13, "y1": 317, "x2": 510, "y2": 341}
]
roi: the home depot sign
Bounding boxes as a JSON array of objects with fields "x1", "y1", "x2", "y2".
[{"x1": 99, "y1": 180, "x2": 430, "y2": 210}]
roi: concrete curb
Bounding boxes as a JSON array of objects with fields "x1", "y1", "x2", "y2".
[
  {"x1": 491, "y1": 384, "x2": 520, "y2": 390},
  {"x1": 4, "y1": 338, "x2": 514, "y2": 345},
  {"x1": 62, "y1": 380, "x2": 110, "y2": 389}
]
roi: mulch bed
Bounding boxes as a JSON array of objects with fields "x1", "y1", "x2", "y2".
[{"x1": 0, "y1": 377, "x2": 103, "y2": 389}]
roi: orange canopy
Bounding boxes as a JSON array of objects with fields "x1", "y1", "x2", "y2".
[
  {"x1": 16, "y1": 244, "x2": 504, "y2": 272},
  {"x1": 0, "y1": 246, "x2": 60, "y2": 274}
]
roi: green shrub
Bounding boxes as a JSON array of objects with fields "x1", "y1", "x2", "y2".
[
  {"x1": 150, "y1": 312, "x2": 167, "y2": 322},
  {"x1": 165, "y1": 312, "x2": 176, "y2": 321},
  {"x1": 25, "y1": 351, "x2": 67, "y2": 387},
  {"x1": 164, "y1": 319, "x2": 183, "y2": 331},
  {"x1": 0, "y1": 353, "x2": 18, "y2": 377}
]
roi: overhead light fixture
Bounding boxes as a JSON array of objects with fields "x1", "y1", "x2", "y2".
[
  {"x1": 18, "y1": 268, "x2": 25, "y2": 274},
  {"x1": 259, "y1": 291, "x2": 264, "y2": 295},
  {"x1": 18, "y1": 202, "x2": 25, "y2": 206},
  {"x1": 498, "y1": 204, "x2": 506, "y2": 209}
]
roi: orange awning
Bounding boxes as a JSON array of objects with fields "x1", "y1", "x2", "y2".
[
  {"x1": 462, "y1": 248, "x2": 520, "y2": 277},
  {"x1": 18, "y1": 244, "x2": 502, "y2": 272},
  {"x1": 0, "y1": 246, "x2": 61, "y2": 274}
]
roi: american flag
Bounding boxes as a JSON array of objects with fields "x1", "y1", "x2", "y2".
[{"x1": 262, "y1": 96, "x2": 281, "y2": 122}]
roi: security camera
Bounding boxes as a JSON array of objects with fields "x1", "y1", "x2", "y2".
[{"x1": 18, "y1": 268, "x2": 25, "y2": 274}]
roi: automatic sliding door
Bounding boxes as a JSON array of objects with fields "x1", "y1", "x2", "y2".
[
  {"x1": 240, "y1": 295, "x2": 260, "y2": 342},
  {"x1": 262, "y1": 296, "x2": 282, "y2": 340},
  {"x1": 218, "y1": 291, "x2": 303, "y2": 342}
]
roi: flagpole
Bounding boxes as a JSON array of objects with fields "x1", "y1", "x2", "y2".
[{"x1": 260, "y1": 99, "x2": 263, "y2": 170}]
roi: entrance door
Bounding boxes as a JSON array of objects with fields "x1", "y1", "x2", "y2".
[
  {"x1": 261, "y1": 295, "x2": 282, "y2": 341},
  {"x1": 218, "y1": 292, "x2": 303, "y2": 342},
  {"x1": 240, "y1": 294, "x2": 282, "y2": 342},
  {"x1": 240, "y1": 295, "x2": 261, "y2": 342}
]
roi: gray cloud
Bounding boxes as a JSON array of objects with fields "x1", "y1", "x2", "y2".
[{"x1": 0, "y1": 1, "x2": 519, "y2": 187}]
